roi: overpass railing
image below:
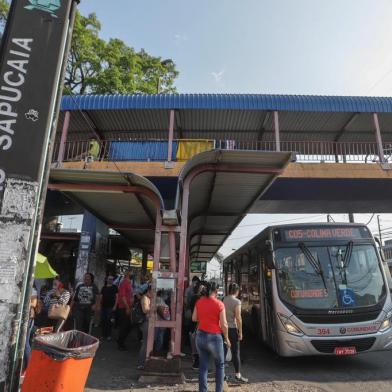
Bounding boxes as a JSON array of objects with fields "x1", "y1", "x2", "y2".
[{"x1": 52, "y1": 139, "x2": 390, "y2": 164}]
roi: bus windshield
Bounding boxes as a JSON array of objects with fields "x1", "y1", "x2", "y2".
[{"x1": 275, "y1": 244, "x2": 386, "y2": 310}]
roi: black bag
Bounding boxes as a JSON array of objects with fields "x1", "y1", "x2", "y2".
[{"x1": 131, "y1": 300, "x2": 146, "y2": 325}]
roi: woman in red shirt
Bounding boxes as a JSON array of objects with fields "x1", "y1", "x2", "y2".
[{"x1": 192, "y1": 282, "x2": 230, "y2": 392}]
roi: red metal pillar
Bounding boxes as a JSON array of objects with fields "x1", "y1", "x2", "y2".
[
  {"x1": 274, "y1": 110, "x2": 281, "y2": 152},
  {"x1": 174, "y1": 177, "x2": 191, "y2": 355},
  {"x1": 373, "y1": 113, "x2": 385, "y2": 163},
  {"x1": 146, "y1": 210, "x2": 162, "y2": 359},
  {"x1": 168, "y1": 231, "x2": 177, "y2": 355},
  {"x1": 57, "y1": 110, "x2": 71, "y2": 164},
  {"x1": 168, "y1": 109, "x2": 175, "y2": 162}
]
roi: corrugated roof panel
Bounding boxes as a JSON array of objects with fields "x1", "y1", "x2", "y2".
[{"x1": 61, "y1": 94, "x2": 392, "y2": 113}]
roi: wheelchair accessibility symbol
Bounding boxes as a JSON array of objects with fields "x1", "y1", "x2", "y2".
[{"x1": 340, "y1": 289, "x2": 356, "y2": 307}]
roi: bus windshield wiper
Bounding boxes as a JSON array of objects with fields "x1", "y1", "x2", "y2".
[
  {"x1": 343, "y1": 241, "x2": 353, "y2": 269},
  {"x1": 298, "y1": 242, "x2": 328, "y2": 291}
]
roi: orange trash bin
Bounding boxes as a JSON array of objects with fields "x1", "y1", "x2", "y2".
[{"x1": 22, "y1": 330, "x2": 99, "y2": 392}]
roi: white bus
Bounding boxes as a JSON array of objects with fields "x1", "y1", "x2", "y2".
[{"x1": 223, "y1": 223, "x2": 392, "y2": 356}]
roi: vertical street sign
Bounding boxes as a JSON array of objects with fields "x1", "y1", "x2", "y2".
[{"x1": 0, "y1": 0, "x2": 78, "y2": 390}]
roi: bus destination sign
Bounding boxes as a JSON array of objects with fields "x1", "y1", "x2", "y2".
[{"x1": 283, "y1": 227, "x2": 369, "y2": 242}]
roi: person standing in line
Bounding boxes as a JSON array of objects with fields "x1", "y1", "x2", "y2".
[
  {"x1": 100, "y1": 275, "x2": 118, "y2": 341},
  {"x1": 138, "y1": 285, "x2": 152, "y2": 370},
  {"x1": 223, "y1": 283, "x2": 248, "y2": 383},
  {"x1": 72, "y1": 272, "x2": 99, "y2": 333},
  {"x1": 155, "y1": 290, "x2": 170, "y2": 353},
  {"x1": 189, "y1": 280, "x2": 203, "y2": 370},
  {"x1": 117, "y1": 269, "x2": 133, "y2": 350},
  {"x1": 43, "y1": 278, "x2": 71, "y2": 331},
  {"x1": 193, "y1": 282, "x2": 231, "y2": 392},
  {"x1": 23, "y1": 285, "x2": 40, "y2": 371}
]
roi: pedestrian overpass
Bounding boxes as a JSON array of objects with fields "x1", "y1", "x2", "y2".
[{"x1": 46, "y1": 93, "x2": 392, "y2": 358}]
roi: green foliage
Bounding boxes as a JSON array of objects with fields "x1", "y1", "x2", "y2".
[
  {"x1": 65, "y1": 12, "x2": 178, "y2": 95},
  {"x1": 0, "y1": 0, "x2": 9, "y2": 32},
  {"x1": 0, "y1": 5, "x2": 178, "y2": 94}
]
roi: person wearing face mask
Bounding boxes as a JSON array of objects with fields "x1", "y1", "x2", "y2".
[
  {"x1": 43, "y1": 277, "x2": 71, "y2": 331},
  {"x1": 71, "y1": 272, "x2": 99, "y2": 333}
]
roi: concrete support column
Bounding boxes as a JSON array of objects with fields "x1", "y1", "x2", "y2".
[
  {"x1": 75, "y1": 211, "x2": 96, "y2": 284},
  {"x1": 274, "y1": 111, "x2": 281, "y2": 152},
  {"x1": 167, "y1": 110, "x2": 175, "y2": 162},
  {"x1": 75, "y1": 211, "x2": 108, "y2": 289},
  {"x1": 373, "y1": 113, "x2": 385, "y2": 163},
  {"x1": 57, "y1": 110, "x2": 71, "y2": 165}
]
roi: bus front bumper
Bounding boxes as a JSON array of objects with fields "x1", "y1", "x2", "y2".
[{"x1": 277, "y1": 328, "x2": 392, "y2": 357}]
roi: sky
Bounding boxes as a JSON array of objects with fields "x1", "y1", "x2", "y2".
[
  {"x1": 78, "y1": 0, "x2": 392, "y2": 96},
  {"x1": 71, "y1": 1, "x2": 392, "y2": 274}
]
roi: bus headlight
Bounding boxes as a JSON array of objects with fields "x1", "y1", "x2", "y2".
[
  {"x1": 278, "y1": 313, "x2": 304, "y2": 336},
  {"x1": 379, "y1": 311, "x2": 392, "y2": 332}
]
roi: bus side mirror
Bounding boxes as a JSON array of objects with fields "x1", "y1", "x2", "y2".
[
  {"x1": 264, "y1": 241, "x2": 275, "y2": 269},
  {"x1": 374, "y1": 237, "x2": 386, "y2": 262}
]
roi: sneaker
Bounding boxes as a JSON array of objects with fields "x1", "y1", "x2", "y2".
[
  {"x1": 137, "y1": 365, "x2": 145, "y2": 370},
  {"x1": 234, "y1": 375, "x2": 249, "y2": 383},
  {"x1": 192, "y1": 362, "x2": 199, "y2": 370}
]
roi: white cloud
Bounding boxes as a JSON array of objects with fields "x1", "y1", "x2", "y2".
[
  {"x1": 211, "y1": 69, "x2": 225, "y2": 83},
  {"x1": 174, "y1": 33, "x2": 188, "y2": 45}
]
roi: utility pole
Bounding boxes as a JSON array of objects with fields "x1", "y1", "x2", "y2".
[
  {"x1": 378, "y1": 215, "x2": 383, "y2": 244},
  {"x1": 0, "y1": 1, "x2": 79, "y2": 390}
]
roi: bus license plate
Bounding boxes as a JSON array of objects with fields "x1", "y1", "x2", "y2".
[{"x1": 334, "y1": 347, "x2": 357, "y2": 356}]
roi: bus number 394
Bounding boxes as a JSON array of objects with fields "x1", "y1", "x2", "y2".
[{"x1": 317, "y1": 328, "x2": 331, "y2": 335}]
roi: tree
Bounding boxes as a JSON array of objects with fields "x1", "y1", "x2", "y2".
[
  {"x1": 0, "y1": 0, "x2": 9, "y2": 34},
  {"x1": 65, "y1": 12, "x2": 178, "y2": 95},
  {"x1": 0, "y1": 3, "x2": 179, "y2": 94}
]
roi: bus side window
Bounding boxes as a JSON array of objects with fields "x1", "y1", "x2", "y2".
[
  {"x1": 248, "y1": 250, "x2": 260, "y2": 305},
  {"x1": 241, "y1": 253, "x2": 250, "y2": 309}
]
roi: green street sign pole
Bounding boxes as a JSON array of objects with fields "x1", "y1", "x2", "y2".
[{"x1": 0, "y1": 1, "x2": 79, "y2": 390}]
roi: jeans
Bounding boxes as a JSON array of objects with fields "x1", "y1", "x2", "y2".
[
  {"x1": 101, "y1": 307, "x2": 114, "y2": 338},
  {"x1": 74, "y1": 306, "x2": 92, "y2": 333},
  {"x1": 224, "y1": 328, "x2": 241, "y2": 374},
  {"x1": 138, "y1": 320, "x2": 149, "y2": 366},
  {"x1": 118, "y1": 309, "x2": 132, "y2": 347},
  {"x1": 196, "y1": 330, "x2": 225, "y2": 392},
  {"x1": 155, "y1": 327, "x2": 166, "y2": 352},
  {"x1": 23, "y1": 319, "x2": 34, "y2": 371}
]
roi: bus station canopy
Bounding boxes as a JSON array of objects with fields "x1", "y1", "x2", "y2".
[
  {"x1": 49, "y1": 169, "x2": 164, "y2": 251},
  {"x1": 49, "y1": 150, "x2": 291, "y2": 260},
  {"x1": 58, "y1": 94, "x2": 392, "y2": 143}
]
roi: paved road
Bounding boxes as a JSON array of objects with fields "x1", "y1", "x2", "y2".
[{"x1": 85, "y1": 336, "x2": 392, "y2": 392}]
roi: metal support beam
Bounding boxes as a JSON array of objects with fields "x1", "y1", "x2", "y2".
[
  {"x1": 257, "y1": 111, "x2": 271, "y2": 143},
  {"x1": 57, "y1": 110, "x2": 70, "y2": 165},
  {"x1": 47, "y1": 182, "x2": 162, "y2": 208},
  {"x1": 334, "y1": 113, "x2": 359, "y2": 142},
  {"x1": 168, "y1": 110, "x2": 175, "y2": 162},
  {"x1": 373, "y1": 113, "x2": 385, "y2": 163},
  {"x1": 273, "y1": 111, "x2": 281, "y2": 152},
  {"x1": 175, "y1": 110, "x2": 183, "y2": 139},
  {"x1": 82, "y1": 110, "x2": 104, "y2": 141}
]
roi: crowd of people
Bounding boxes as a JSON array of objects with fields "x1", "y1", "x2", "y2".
[
  {"x1": 26, "y1": 269, "x2": 154, "y2": 369},
  {"x1": 27, "y1": 269, "x2": 248, "y2": 391},
  {"x1": 185, "y1": 276, "x2": 248, "y2": 392}
]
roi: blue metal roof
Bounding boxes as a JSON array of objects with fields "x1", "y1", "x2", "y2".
[{"x1": 61, "y1": 94, "x2": 392, "y2": 113}]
